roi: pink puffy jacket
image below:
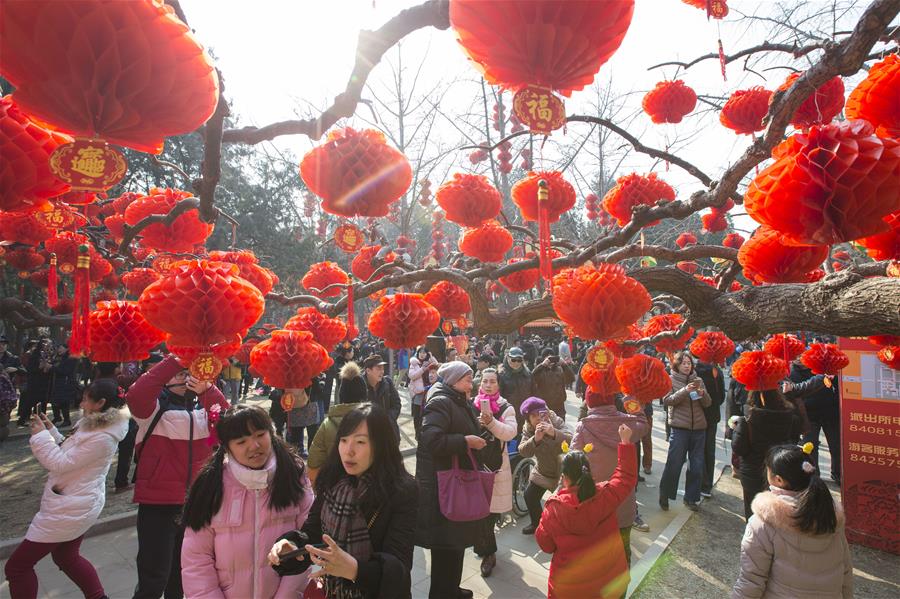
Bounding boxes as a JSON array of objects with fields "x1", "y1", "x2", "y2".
[{"x1": 181, "y1": 456, "x2": 315, "y2": 599}]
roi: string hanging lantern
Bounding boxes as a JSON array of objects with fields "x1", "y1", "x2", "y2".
[
  {"x1": 615, "y1": 354, "x2": 671, "y2": 403},
  {"x1": 123, "y1": 188, "x2": 214, "y2": 253},
  {"x1": 423, "y1": 281, "x2": 471, "y2": 320},
  {"x1": 602, "y1": 173, "x2": 675, "y2": 226},
  {"x1": 689, "y1": 331, "x2": 735, "y2": 364},
  {"x1": 642, "y1": 81, "x2": 697, "y2": 124},
  {"x1": 731, "y1": 350, "x2": 789, "y2": 391},
  {"x1": 458, "y1": 220, "x2": 514, "y2": 263},
  {"x1": 367, "y1": 293, "x2": 440, "y2": 350},
  {"x1": 643, "y1": 314, "x2": 695, "y2": 354},
  {"x1": 435, "y1": 173, "x2": 502, "y2": 227},
  {"x1": 720, "y1": 87, "x2": 773, "y2": 135},
  {"x1": 775, "y1": 72, "x2": 845, "y2": 130},
  {"x1": 250, "y1": 330, "x2": 333, "y2": 391},
  {"x1": 284, "y1": 307, "x2": 348, "y2": 350},
  {"x1": 800, "y1": 343, "x2": 849, "y2": 375},
  {"x1": 89, "y1": 300, "x2": 166, "y2": 363}
]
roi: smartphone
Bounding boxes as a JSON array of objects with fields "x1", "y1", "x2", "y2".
[
  {"x1": 480, "y1": 398, "x2": 490, "y2": 416},
  {"x1": 689, "y1": 390, "x2": 700, "y2": 401},
  {"x1": 278, "y1": 543, "x2": 329, "y2": 561},
  {"x1": 539, "y1": 410, "x2": 551, "y2": 424}
]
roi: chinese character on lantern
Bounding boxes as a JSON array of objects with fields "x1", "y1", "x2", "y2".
[
  {"x1": 48, "y1": 138, "x2": 127, "y2": 192},
  {"x1": 513, "y1": 85, "x2": 566, "y2": 135},
  {"x1": 333, "y1": 223, "x2": 365, "y2": 252}
]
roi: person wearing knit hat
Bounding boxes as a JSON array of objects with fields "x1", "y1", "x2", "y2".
[
  {"x1": 517, "y1": 397, "x2": 571, "y2": 535},
  {"x1": 437, "y1": 360, "x2": 473, "y2": 387}
]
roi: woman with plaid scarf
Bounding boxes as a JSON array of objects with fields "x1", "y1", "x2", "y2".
[{"x1": 268, "y1": 404, "x2": 418, "y2": 599}]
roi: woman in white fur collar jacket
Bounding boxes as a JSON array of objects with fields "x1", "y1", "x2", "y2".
[{"x1": 5, "y1": 379, "x2": 130, "y2": 599}]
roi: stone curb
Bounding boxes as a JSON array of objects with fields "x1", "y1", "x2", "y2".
[{"x1": 0, "y1": 509, "x2": 138, "y2": 561}]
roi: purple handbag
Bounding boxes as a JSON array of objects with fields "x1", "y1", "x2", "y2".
[{"x1": 437, "y1": 448, "x2": 495, "y2": 522}]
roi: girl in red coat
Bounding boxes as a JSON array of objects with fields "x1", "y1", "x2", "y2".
[{"x1": 535, "y1": 424, "x2": 637, "y2": 599}]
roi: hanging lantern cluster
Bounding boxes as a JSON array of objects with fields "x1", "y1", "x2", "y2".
[
  {"x1": 520, "y1": 147, "x2": 533, "y2": 171},
  {"x1": 499, "y1": 257, "x2": 541, "y2": 293},
  {"x1": 676, "y1": 232, "x2": 697, "y2": 248},
  {"x1": 0, "y1": 211, "x2": 53, "y2": 246},
  {"x1": 615, "y1": 354, "x2": 671, "y2": 402},
  {"x1": 301, "y1": 262, "x2": 349, "y2": 298},
  {"x1": 643, "y1": 313, "x2": 695, "y2": 353},
  {"x1": 722, "y1": 233, "x2": 745, "y2": 249},
  {"x1": 418, "y1": 179, "x2": 433, "y2": 207},
  {"x1": 552, "y1": 263, "x2": 651, "y2": 340},
  {"x1": 123, "y1": 188, "x2": 213, "y2": 252},
  {"x1": 776, "y1": 73, "x2": 845, "y2": 130},
  {"x1": 367, "y1": 293, "x2": 441, "y2": 350},
  {"x1": 300, "y1": 127, "x2": 412, "y2": 218},
  {"x1": 496, "y1": 139, "x2": 514, "y2": 174},
  {"x1": 602, "y1": 172, "x2": 675, "y2": 226},
  {"x1": 800, "y1": 343, "x2": 849, "y2": 375},
  {"x1": 746, "y1": 120, "x2": 900, "y2": 246},
  {"x1": 207, "y1": 250, "x2": 276, "y2": 296},
  {"x1": 738, "y1": 226, "x2": 828, "y2": 284},
  {"x1": 250, "y1": 330, "x2": 333, "y2": 390},
  {"x1": 458, "y1": 219, "x2": 513, "y2": 263},
  {"x1": 88, "y1": 300, "x2": 166, "y2": 362},
  {"x1": 845, "y1": 54, "x2": 899, "y2": 138},
  {"x1": 642, "y1": 80, "x2": 697, "y2": 124},
  {"x1": 689, "y1": 331, "x2": 735, "y2": 364},
  {"x1": 424, "y1": 281, "x2": 471, "y2": 319},
  {"x1": 731, "y1": 350, "x2": 789, "y2": 391},
  {"x1": 585, "y1": 193, "x2": 600, "y2": 221},
  {"x1": 719, "y1": 87, "x2": 773, "y2": 135},
  {"x1": 431, "y1": 210, "x2": 447, "y2": 263},
  {"x1": 284, "y1": 307, "x2": 349, "y2": 350},
  {"x1": 436, "y1": 174, "x2": 502, "y2": 227}
]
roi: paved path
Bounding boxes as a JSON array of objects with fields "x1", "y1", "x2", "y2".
[{"x1": 1, "y1": 388, "x2": 735, "y2": 598}]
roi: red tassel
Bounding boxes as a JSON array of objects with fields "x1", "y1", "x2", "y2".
[
  {"x1": 537, "y1": 180, "x2": 553, "y2": 288},
  {"x1": 69, "y1": 245, "x2": 91, "y2": 357},
  {"x1": 48, "y1": 253, "x2": 59, "y2": 309},
  {"x1": 718, "y1": 38, "x2": 727, "y2": 81}
]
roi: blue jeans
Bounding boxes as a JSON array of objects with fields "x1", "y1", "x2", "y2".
[{"x1": 660, "y1": 428, "x2": 705, "y2": 503}]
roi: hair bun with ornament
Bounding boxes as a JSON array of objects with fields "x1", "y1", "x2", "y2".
[
  {"x1": 802, "y1": 441, "x2": 815, "y2": 455},
  {"x1": 801, "y1": 460, "x2": 816, "y2": 474}
]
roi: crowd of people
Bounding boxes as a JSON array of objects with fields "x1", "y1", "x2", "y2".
[{"x1": 0, "y1": 330, "x2": 852, "y2": 599}]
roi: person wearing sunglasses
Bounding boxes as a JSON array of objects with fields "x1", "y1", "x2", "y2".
[{"x1": 497, "y1": 347, "x2": 535, "y2": 434}]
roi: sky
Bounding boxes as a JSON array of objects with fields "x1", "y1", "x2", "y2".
[{"x1": 181, "y1": 0, "x2": 883, "y2": 235}]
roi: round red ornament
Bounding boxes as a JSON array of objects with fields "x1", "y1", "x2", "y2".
[
  {"x1": 602, "y1": 172, "x2": 675, "y2": 225},
  {"x1": 124, "y1": 188, "x2": 213, "y2": 253},
  {"x1": 719, "y1": 87, "x2": 773, "y2": 135},
  {"x1": 762, "y1": 334, "x2": 806, "y2": 362},
  {"x1": 581, "y1": 360, "x2": 621, "y2": 397},
  {"x1": 845, "y1": 54, "x2": 899, "y2": 138},
  {"x1": 301, "y1": 262, "x2": 350, "y2": 298},
  {"x1": 642, "y1": 80, "x2": 697, "y2": 124},
  {"x1": 458, "y1": 220, "x2": 514, "y2": 263},
  {"x1": 776, "y1": 72, "x2": 844, "y2": 129},
  {"x1": 423, "y1": 281, "x2": 471, "y2": 319},
  {"x1": 435, "y1": 173, "x2": 501, "y2": 227},
  {"x1": 300, "y1": 127, "x2": 412, "y2": 218},
  {"x1": 511, "y1": 171, "x2": 576, "y2": 223},
  {"x1": 643, "y1": 314, "x2": 695, "y2": 353},
  {"x1": 615, "y1": 354, "x2": 671, "y2": 402},
  {"x1": 88, "y1": 300, "x2": 166, "y2": 362},
  {"x1": 800, "y1": 343, "x2": 849, "y2": 375},
  {"x1": 689, "y1": 331, "x2": 735, "y2": 364},
  {"x1": 367, "y1": 293, "x2": 440, "y2": 350},
  {"x1": 738, "y1": 226, "x2": 828, "y2": 284},
  {"x1": 208, "y1": 250, "x2": 275, "y2": 296},
  {"x1": 731, "y1": 350, "x2": 789, "y2": 391},
  {"x1": 499, "y1": 258, "x2": 541, "y2": 293},
  {"x1": 284, "y1": 307, "x2": 348, "y2": 349},
  {"x1": 250, "y1": 330, "x2": 333, "y2": 389},
  {"x1": 333, "y1": 223, "x2": 365, "y2": 253}
]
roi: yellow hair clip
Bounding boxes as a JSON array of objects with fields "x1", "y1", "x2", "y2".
[
  {"x1": 561, "y1": 440, "x2": 570, "y2": 453},
  {"x1": 583, "y1": 443, "x2": 594, "y2": 453},
  {"x1": 801, "y1": 442, "x2": 814, "y2": 455}
]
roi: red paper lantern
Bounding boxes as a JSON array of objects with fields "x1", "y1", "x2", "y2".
[
  {"x1": 458, "y1": 220, "x2": 514, "y2": 263},
  {"x1": 110, "y1": 192, "x2": 140, "y2": 215},
  {"x1": 138, "y1": 259, "x2": 265, "y2": 348},
  {"x1": 235, "y1": 339, "x2": 258, "y2": 365},
  {"x1": 423, "y1": 281, "x2": 471, "y2": 319},
  {"x1": 99, "y1": 272, "x2": 120, "y2": 291},
  {"x1": 869, "y1": 335, "x2": 900, "y2": 348},
  {"x1": 581, "y1": 361, "x2": 621, "y2": 397},
  {"x1": 738, "y1": 226, "x2": 828, "y2": 284},
  {"x1": 300, "y1": 127, "x2": 412, "y2": 218},
  {"x1": 643, "y1": 314, "x2": 694, "y2": 353},
  {"x1": 719, "y1": 87, "x2": 773, "y2": 135},
  {"x1": 602, "y1": 172, "x2": 675, "y2": 225},
  {"x1": 89, "y1": 256, "x2": 113, "y2": 283},
  {"x1": 776, "y1": 72, "x2": 844, "y2": 129},
  {"x1": 499, "y1": 258, "x2": 541, "y2": 292},
  {"x1": 122, "y1": 268, "x2": 161, "y2": 298},
  {"x1": 44, "y1": 231, "x2": 88, "y2": 274},
  {"x1": 333, "y1": 222, "x2": 365, "y2": 253},
  {"x1": 0, "y1": 96, "x2": 71, "y2": 212},
  {"x1": 681, "y1": 0, "x2": 729, "y2": 18},
  {"x1": 552, "y1": 264, "x2": 651, "y2": 340},
  {"x1": 0, "y1": 211, "x2": 53, "y2": 246},
  {"x1": 250, "y1": 330, "x2": 334, "y2": 390},
  {"x1": 103, "y1": 214, "x2": 127, "y2": 243},
  {"x1": 367, "y1": 293, "x2": 441, "y2": 350},
  {"x1": 449, "y1": 0, "x2": 635, "y2": 97},
  {"x1": 167, "y1": 334, "x2": 243, "y2": 380},
  {"x1": 731, "y1": 350, "x2": 789, "y2": 391},
  {"x1": 435, "y1": 173, "x2": 502, "y2": 227},
  {"x1": 208, "y1": 250, "x2": 274, "y2": 296},
  {"x1": 800, "y1": 343, "x2": 849, "y2": 375},
  {"x1": 642, "y1": 80, "x2": 697, "y2": 124},
  {"x1": 745, "y1": 120, "x2": 900, "y2": 246},
  {"x1": 722, "y1": 233, "x2": 745, "y2": 249},
  {"x1": 701, "y1": 209, "x2": 729, "y2": 233},
  {"x1": 676, "y1": 232, "x2": 697, "y2": 248},
  {"x1": 89, "y1": 300, "x2": 166, "y2": 362},
  {"x1": 284, "y1": 307, "x2": 348, "y2": 349},
  {"x1": 762, "y1": 334, "x2": 806, "y2": 362},
  {"x1": 676, "y1": 261, "x2": 698, "y2": 274},
  {"x1": 858, "y1": 211, "x2": 900, "y2": 261},
  {"x1": 0, "y1": 0, "x2": 219, "y2": 154},
  {"x1": 124, "y1": 188, "x2": 214, "y2": 253},
  {"x1": 301, "y1": 262, "x2": 349, "y2": 298},
  {"x1": 351, "y1": 246, "x2": 396, "y2": 283},
  {"x1": 845, "y1": 54, "x2": 899, "y2": 138},
  {"x1": 689, "y1": 331, "x2": 735, "y2": 364},
  {"x1": 604, "y1": 325, "x2": 642, "y2": 358},
  {"x1": 877, "y1": 346, "x2": 900, "y2": 370},
  {"x1": 3, "y1": 247, "x2": 45, "y2": 272},
  {"x1": 510, "y1": 171, "x2": 576, "y2": 223},
  {"x1": 615, "y1": 354, "x2": 671, "y2": 402}
]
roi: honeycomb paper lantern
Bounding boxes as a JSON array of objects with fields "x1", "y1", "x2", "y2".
[
  {"x1": 604, "y1": 325, "x2": 642, "y2": 358},
  {"x1": 0, "y1": 0, "x2": 219, "y2": 153},
  {"x1": 103, "y1": 214, "x2": 127, "y2": 242},
  {"x1": 602, "y1": 172, "x2": 675, "y2": 225},
  {"x1": 615, "y1": 354, "x2": 671, "y2": 402},
  {"x1": 738, "y1": 226, "x2": 828, "y2": 284},
  {"x1": 458, "y1": 220, "x2": 514, "y2": 263},
  {"x1": 763, "y1": 334, "x2": 806, "y2": 362},
  {"x1": 423, "y1": 281, "x2": 471, "y2": 319},
  {"x1": 138, "y1": 259, "x2": 265, "y2": 348},
  {"x1": 0, "y1": 96, "x2": 71, "y2": 212},
  {"x1": 676, "y1": 261, "x2": 698, "y2": 274},
  {"x1": 701, "y1": 209, "x2": 729, "y2": 233},
  {"x1": 776, "y1": 72, "x2": 844, "y2": 129},
  {"x1": 351, "y1": 246, "x2": 396, "y2": 283},
  {"x1": 284, "y1": 307, "x2": 348, "y2": 349},
  {"x1": 0, "y1": 211, "x2": 53, "y2": 245},
  {"x1": 435, "y1": 173, "x2": 502, "y2": 227},
  {"x1": 719, "y1": 87, "x2": 773, "y2": 135},
  {"x1": 642, "y1": 80, "x2": 697, "y2": 124},
  {"x1": 722, "y1": 233, "x2": 745, "y2": 249},
  {"x1": 89, "y1": 256, "x2": 113, "y2": 283},
  {"x1": 845, "y1": 54, "x2": 899, "y2": 138},
  {"x1": 689, "y1": 331, "x2": 735, "y2": 364},
  {"x1": 800, "y1": 343, "x2": 849, "y2": 375},
  {"x1": 870, "y1": 335, "x2": 900, "y2": 348},
  {"x1": 731, "y1": 350, "x2": 789, "y2": 391},
  {"x1": 511, "y1": 171, "x2": 576, "y2": 223},
  {"x1": 208, "y1": 250, "x2": 275, "y2": 296},
  {"x1": 99, "y1": 272, "x2": 120, "y2": 291},
  {"x1": 580, "y1": 361, "x2": 621, "y2": 397},
  {"x1": 449, "y1": 0, "x2": 635, "y2": 97},
  {"x1": 643, "y1": 314, "x2": 694, "y2": 353},
  {"x1": 745, "y1": 120, "x2": 900, "y2": 246},
  {"x1": 367, "y1": 293, "x2": 440, "y2": 350},
  {"x1": 89, "y1": 300, "x2": 166, "y2": 362},
  {"x1": 250, "y1": 330, "x2": 333, "y2": 390},
  {"x1": 858, "y1": 211, "x2": 900, "y2": 260},
  {"x1": 499, "y1": 257, "x2": 541, "y2": 292},
  {"x1": 301, "y1": 262, "x2": 350, "y2": 298},
  {"x1": 300, "y1": 127, "x2": 412, "y2": 218},
  {"x1": 3, "y1": 247, "x2": 45, "y2": 273},
  {"x1": 122, "y1": 268, "x2": 161, "y2": 298},
  {"x1": 124, "y1": 188, "x2": 214, "y2": 253},
  {"x1": 552, "y1": 264, "x2": 651, "y2": 340},
  {"x1": 235, "y1": 339, "x2": 259, "y2": 365},
  {"x1": 877, "y1": 346, "x2": 900, "y2": 370},
  {"x1": 676, "y1": 232, "x2": 697, "y2": 248},
  {"x1": 44, "y1": 231, "x2": 89, "y2": 273}
]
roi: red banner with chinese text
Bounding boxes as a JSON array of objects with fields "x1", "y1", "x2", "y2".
[{"x1": 837, "y1": 337, "x2": 900, "y2": 554}]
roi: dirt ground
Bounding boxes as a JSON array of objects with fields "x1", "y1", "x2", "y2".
[{"x1": 631, "y1": 466, "x2": 900, "y2": 598}]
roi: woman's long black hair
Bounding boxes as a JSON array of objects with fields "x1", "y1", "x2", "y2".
[
  {"x1": 766, "y1": 444, "x2": 837, "y2": 535},
  {"x1": 315, "y1": 403, "x2": 412, "y2": 512},
  {"x1": 560, "y1": 450, "x2": 596, "y2": 503},
  {"x1": 182, "y1": 405, "x2": 306, "y2": 531},
  {"x1": 83, "y1": 379, "x2": 125, "y2": 412}
]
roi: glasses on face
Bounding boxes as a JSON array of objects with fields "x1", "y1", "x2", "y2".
[
  {"x1": 510, "y1": 358, "x2": 523, "y2": 363},
  {"x1": 172, "y1": 370, "x2": 190, "y2": 381}
]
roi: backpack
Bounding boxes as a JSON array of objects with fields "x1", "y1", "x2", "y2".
[{"x1": 478, "y1": 399, "x2": 510, "y2": 472}]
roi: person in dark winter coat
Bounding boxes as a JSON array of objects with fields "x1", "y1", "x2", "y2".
[
  {"x1": 360, "y1": 354, "x2": 402, "y2": 440},
  {"x1": 784, "y1": 361, "x2": 841, "y2": 483},
  {"x1": 414, "y1": 361, "x2": 486, "y2": 599},
  {"x1": 18, "y1": 341, "x2": 52, "y2": 425},
  {"x1": 532, "y1": 349, "x2": 576, "y2": 419},
  {"x1": 48, "y1": 345, "x2": 79, "y2": 427},
  {"x1": 696, "y1": 360, "x2": 725, "y2": 497},
  {"x1": 497, "y1": 347, "x2": 535, "y2": 433},
  {"x1": 732, "y1": 389, "x2": 803, "y2": 519}
]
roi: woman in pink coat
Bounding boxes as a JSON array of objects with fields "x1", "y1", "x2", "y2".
[{"x1": 181, "y1": 405, "x2": 314, "y2": 599}]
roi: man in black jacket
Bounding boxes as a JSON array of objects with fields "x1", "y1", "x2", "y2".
[
  {"x1": 696, "y1": 360, "x2": 725, "y2": 497},
  {"x1": 498, "y1": 347, "x2": 534, "y2": 433},
  {"x1": 784, "y1": 361, "x2": 841, "y2": 483},
  {"x1": 362, "y1": 354, "x2": 402, "y2": 441}
]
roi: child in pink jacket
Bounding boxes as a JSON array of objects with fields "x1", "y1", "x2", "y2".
[{"x1": 181, "y1": 405, "x2": 314, "y2": 599}]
